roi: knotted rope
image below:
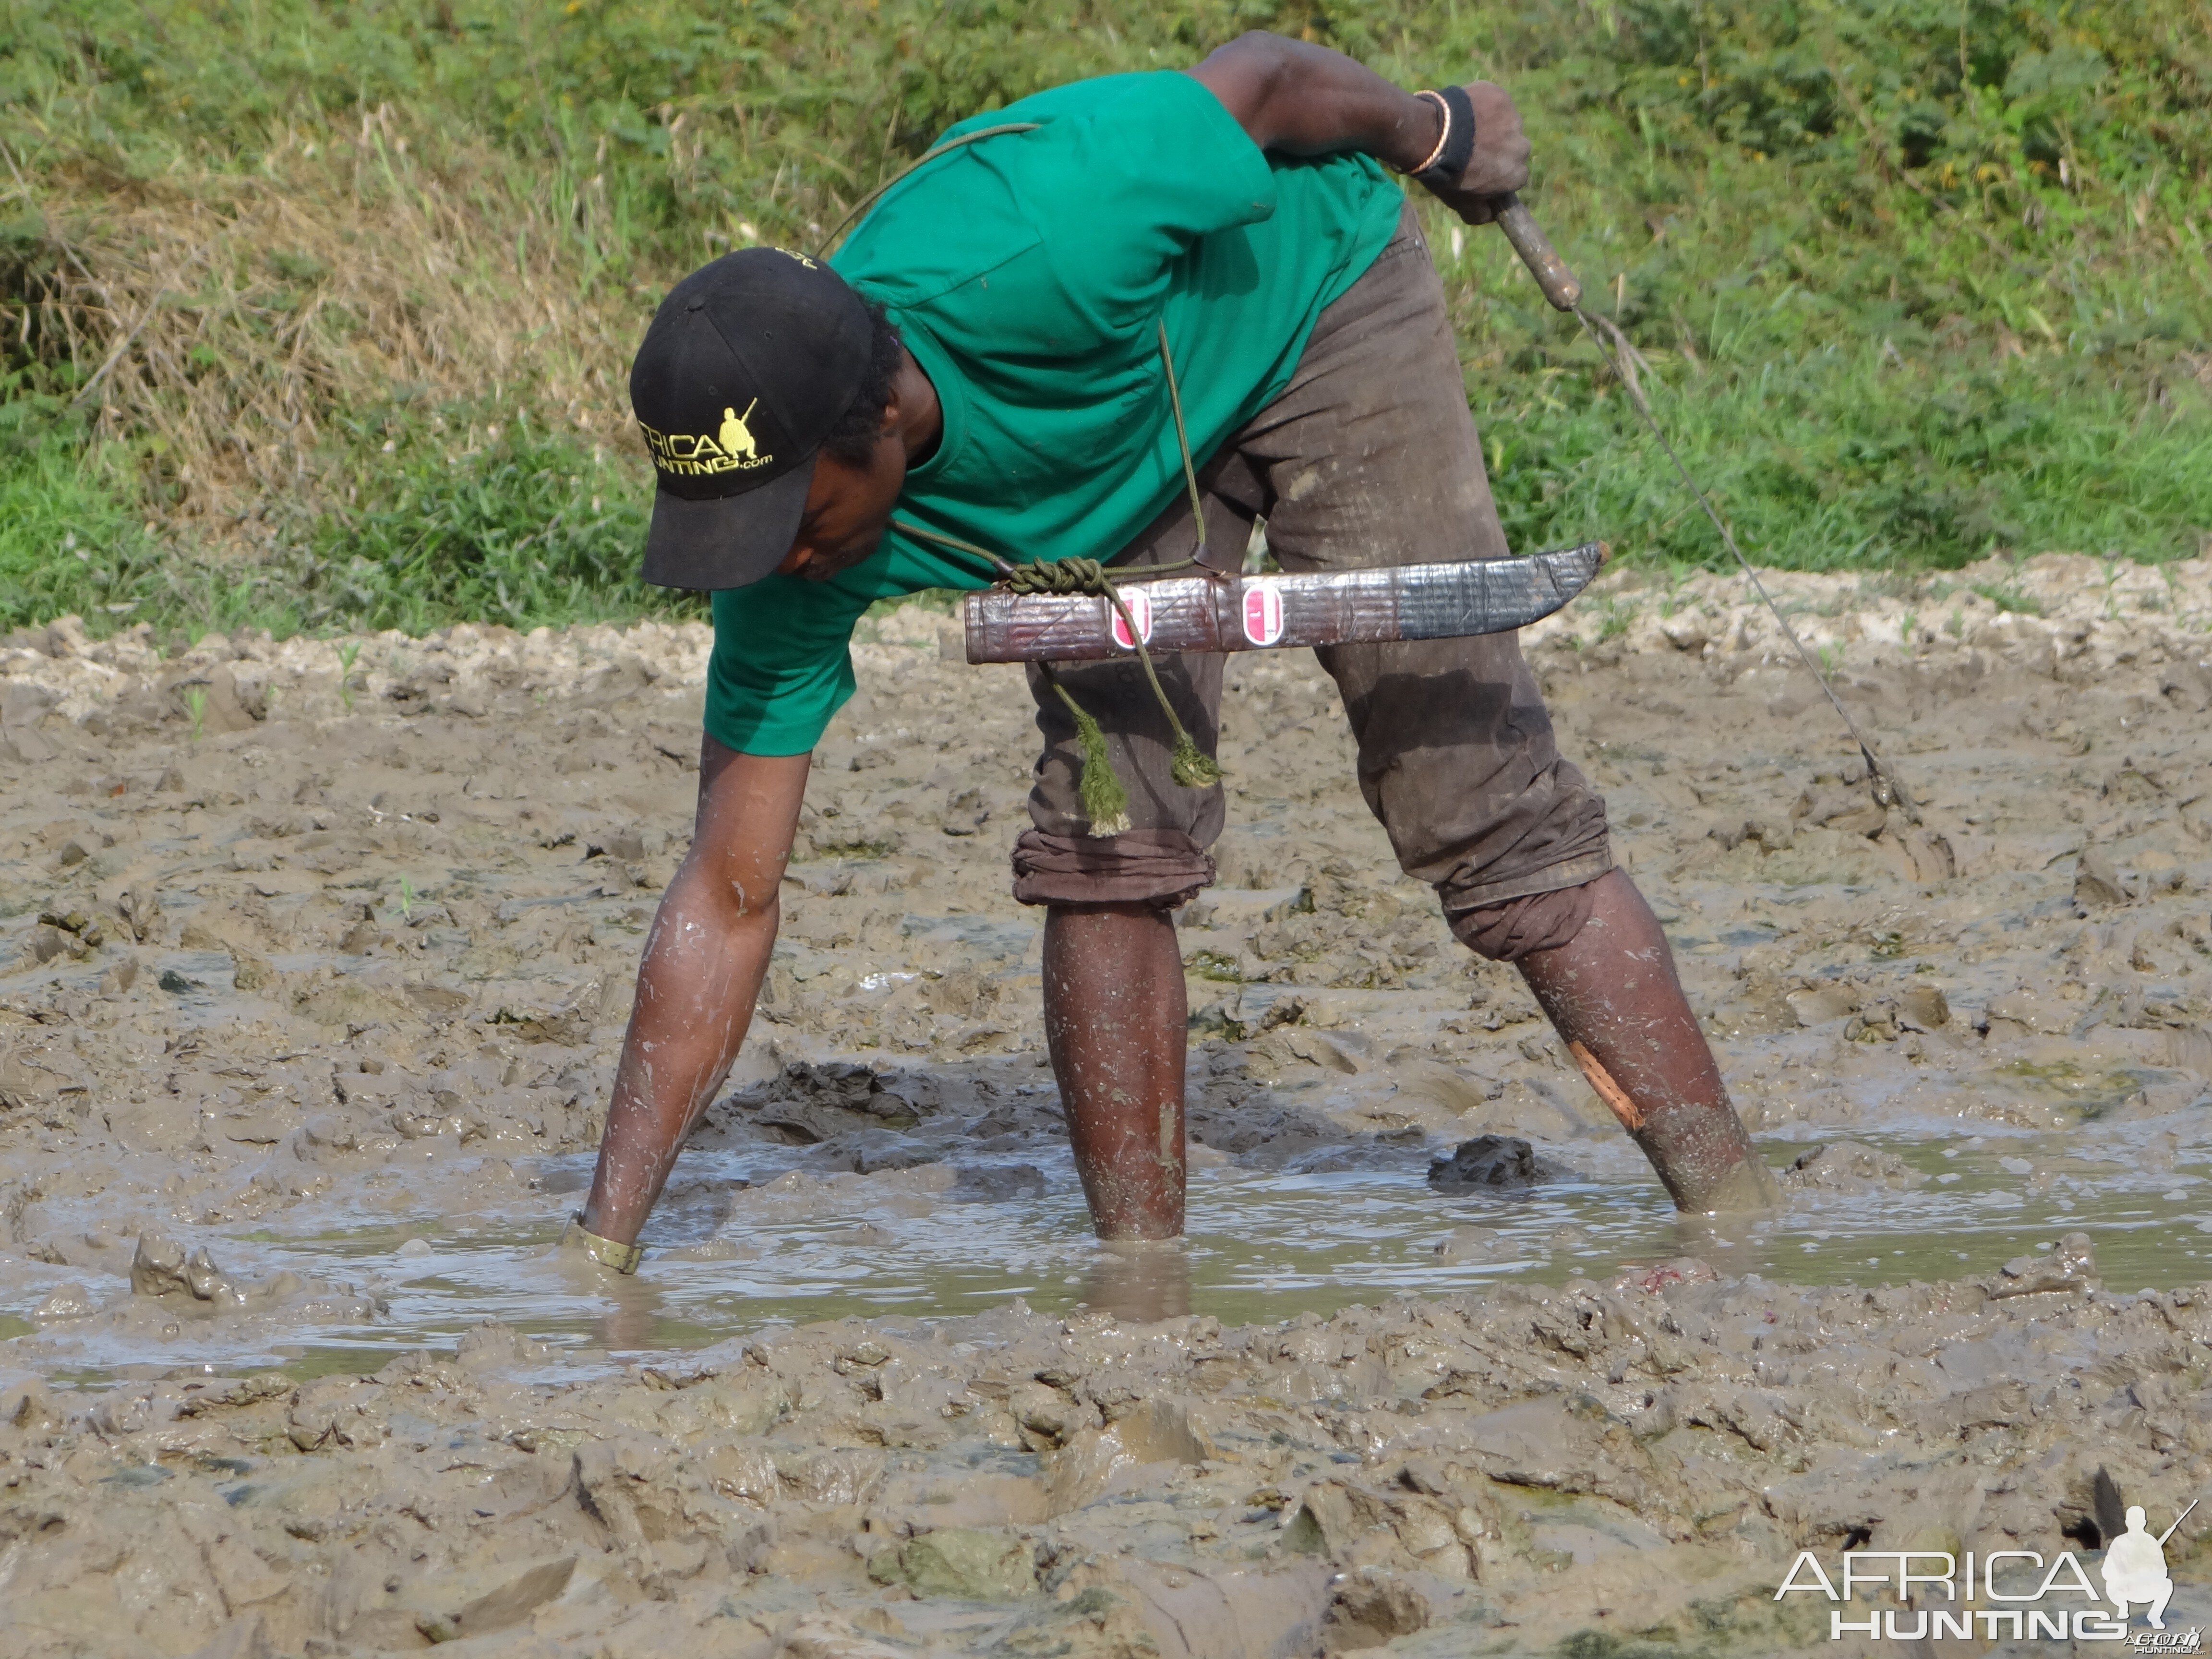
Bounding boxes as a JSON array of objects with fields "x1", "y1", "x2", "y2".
[{"x1": 1008, "y1": 551, "x2": 1220, "y2": 793}]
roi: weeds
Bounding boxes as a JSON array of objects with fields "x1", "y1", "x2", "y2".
[
  {"x1": 1968, "y1": 581, "x2": 2044, "y2": 615},
  {"x1": 1480, "y1": 347, "x2": 2212, "y2": 576},
  {"x1": 0, "y1": 407, "x2": 158, "y2": 633},
  {"x1": 336, "y1": 641, "x2": 360, "y2": 713},
  {"x1": 311, "y1": 408, "x2": 668, "y2": 635},
  {"x1": 1185, "y1": 950, "x2": 1244, "y2": 983},
  {"x1": 1594, "y1": 599, "x2": 1638, "y2": 643},
  {"x1": 182, "y1": 684, "x2": 206, "y2": 741}
]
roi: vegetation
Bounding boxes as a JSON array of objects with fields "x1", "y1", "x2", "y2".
[{"x1": 1, "y1": 0, "x2": 2206, "y2": 643}]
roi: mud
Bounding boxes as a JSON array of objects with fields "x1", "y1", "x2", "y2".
[{"x1": 2, "y1": 550, "x2": 2210, "y2": 1655}]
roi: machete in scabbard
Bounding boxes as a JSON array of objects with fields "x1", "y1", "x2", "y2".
[{"x1": 961, "y1": 542, "x2": 1608, "y2": 665}]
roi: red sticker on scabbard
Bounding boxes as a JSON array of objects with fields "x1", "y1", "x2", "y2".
[
  {"x1": 1110, "y1": 589, "x2": 1154, "y2": 650},
  {"x1": 1241, "y1": 580, "x2": 1284, "y2": 647}
]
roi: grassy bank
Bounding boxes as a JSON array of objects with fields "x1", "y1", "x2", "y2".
[{"x1": 2, "y1": 0, "x2": 2207, "y2": 643}]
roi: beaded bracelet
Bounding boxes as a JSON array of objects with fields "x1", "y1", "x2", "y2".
[{"x1": 1403, "y1": 84, "x2": 1477, "y2": 187}]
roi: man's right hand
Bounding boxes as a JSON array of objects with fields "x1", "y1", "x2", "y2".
[
  {"x1": 1416, "y1": 81, "x2": 1532, "y2": 225},
  {"x1": 576, "y1": 740, "x2": 810, "y2": 1249}
]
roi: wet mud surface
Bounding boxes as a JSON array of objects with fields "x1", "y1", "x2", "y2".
[{"x1": 2, "y1": 552, "x2": 2210, "y2": 1654}]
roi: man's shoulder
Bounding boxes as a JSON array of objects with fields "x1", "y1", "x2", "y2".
[
  {"x1": 832, "y1": 71, "x2": 1261, "y2": 321},
  {"x1": 956, "y1": 70, "x2": 1212, "y2": 135}
]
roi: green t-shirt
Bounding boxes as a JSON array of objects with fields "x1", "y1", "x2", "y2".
[{"x1": 704, "y1": 70, "x2": 1405, "y2": 756}]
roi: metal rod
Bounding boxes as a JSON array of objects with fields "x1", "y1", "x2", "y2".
[{"x1": 2158, "y1": 1499, "x2": 2199, "y2": 1548}]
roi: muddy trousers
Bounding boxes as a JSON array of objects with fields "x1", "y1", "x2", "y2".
[{"x1": 1009, "y1": 203, "x2": 1612, "y2": 957}]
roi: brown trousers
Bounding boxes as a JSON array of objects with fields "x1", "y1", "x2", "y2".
[{"x1": 1010, "y1": 205, "x2": 1612, "y2": 960}]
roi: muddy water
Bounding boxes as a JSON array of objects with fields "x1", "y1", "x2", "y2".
[
  {"x1": 4, "y1": 556, "x2": 2211, "y2": 1657},
  {"x1": 0, "y1": 566, "x2": 2203, "y2": 1380},
  {"x1": 12, "y1": 1130, "x2": 2207, "y2": 1384},
  {"x1": 5, "y1": 555, "x2": 2209, "y2": 1392}
]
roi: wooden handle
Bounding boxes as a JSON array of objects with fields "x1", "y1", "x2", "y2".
[{"x1": 1492, "y1": 193, "x2": 1581, "y2": 312}]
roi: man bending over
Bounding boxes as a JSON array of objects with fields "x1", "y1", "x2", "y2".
[{"x1": 563, "y1": 33, "x2": 1776, "y2": 1274}]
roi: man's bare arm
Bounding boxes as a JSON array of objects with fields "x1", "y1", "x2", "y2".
[
  {"x1": 1187, "y1": 32, "x2": 1531, "y2": 222},
  {"x1": 578, "y1": 741, "x2": 810, "y2": 1247}
]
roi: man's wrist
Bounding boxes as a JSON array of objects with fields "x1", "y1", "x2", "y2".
[
  {"x1": 1404, "y1": 85, "x2": 1477, "y2": 187},
  {"x1": 1389, "y1": 90, "x2": 1449, "y2": 175}
]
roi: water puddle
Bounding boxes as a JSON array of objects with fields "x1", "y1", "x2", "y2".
[{"x1": 14, "y1": 1117, "x2": 2208, "y2": 1386}]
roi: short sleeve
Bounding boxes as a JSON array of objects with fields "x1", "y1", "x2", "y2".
[
  {"x1": 702, "y1": 526, "x2": 987, "y2": 755},
  {"x1": 704, "y1": 574, "x2": 872, "y2": 757}
]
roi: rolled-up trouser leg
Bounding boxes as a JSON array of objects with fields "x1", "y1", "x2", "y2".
[
  {"x1": 1011, "y1": 642, "x2": 1226, "y2": 910},
  {"x1": 1235, "y1": 204, "x2": 1614, "y2": 920},
  {"x1": 1011, "y1": 428, "x2": 1253, "y2": 907}
]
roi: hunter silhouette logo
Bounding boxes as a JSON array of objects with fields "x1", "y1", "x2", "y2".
[
  {"x1": 639, "y1": 398, "x2": 771, "y2": 478},
  {"x1": 718, "y1": 401, "x2": 762, "y2": 462},
  {"x1": 2106, "y1": 1500, "x2": 2195, "y2": 1630},
  {"x1": 1774, "y1": 1479, "x2": 2202, "y2": 1644}
]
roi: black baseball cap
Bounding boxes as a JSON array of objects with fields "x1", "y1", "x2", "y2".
[{"x1": 629, "y1": 247, "x2": 875, "y2": 590}]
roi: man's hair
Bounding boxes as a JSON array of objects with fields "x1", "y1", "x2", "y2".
[{"x1": 819, "y1": 301, "x2": 905, "y2": 466}]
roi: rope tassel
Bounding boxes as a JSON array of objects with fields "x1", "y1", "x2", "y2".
[
  {"x1": 899, "y1": 529, "x2": 1226, "y2": 827},
  {"x1": 1048, "y1": 675, "x2": 1131, "y2": 837},
  {"x1": 1170, "y1": 732, "x2": 1220, "y2": 789}
]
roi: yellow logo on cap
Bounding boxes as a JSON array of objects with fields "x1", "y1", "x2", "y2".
[
  {"x1": 639, "y1": 397, "x2": 772, "y2": 477},
  {"x1": 718, "y1": 401, "x2": 759, "y2": 461}
]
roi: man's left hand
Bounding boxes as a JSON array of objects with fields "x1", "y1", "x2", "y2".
[{"x1": 1416, "y1": 82, "x2": 1530, "y2": 225}]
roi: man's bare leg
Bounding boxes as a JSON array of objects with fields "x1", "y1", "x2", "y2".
[
  {"x1": 1042, "y1": 903, "x2": 1187, "y2": 1239},
  {"x1": 1517, "y1": 868, "x2": 1777, "y2": 1212}
]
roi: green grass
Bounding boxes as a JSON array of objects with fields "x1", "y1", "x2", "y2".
[
  {"x1": 301, "y1": 403, "x2": 669, "y2": 636},
  {"x1": 0, "y1": 439, "x2": 150, "y2": 632},
  {"x1": 0, "y1": 0, "x2": 2206, "y2": 645},
  {"x1": 1475, "y1": 341, "x2": 2212, "y2": 573},
  {"x1": 0, "y1": 396, "x2": 682, "y2": 639}
]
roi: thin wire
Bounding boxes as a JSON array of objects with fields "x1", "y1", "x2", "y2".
[
  {"x1": 812, "y1": 123, "x2": 1041, "y2": 259},
  {"x1": 1569, "y1": 304, "x2": 1920, "y2": 824}
]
